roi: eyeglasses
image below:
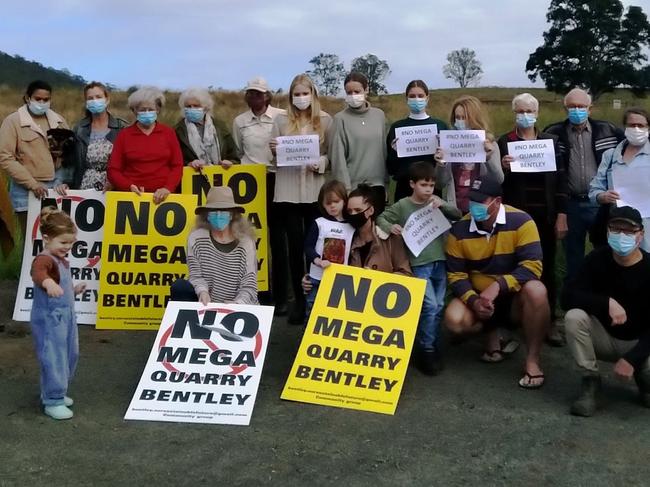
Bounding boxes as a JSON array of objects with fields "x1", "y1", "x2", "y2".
[{"x1": 608, "y1": 226, "x2": 641, "y2": 236}]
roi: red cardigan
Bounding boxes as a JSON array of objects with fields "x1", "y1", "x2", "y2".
[{"x1": 107, "y1": 122, "x2": 183, "y2": 192}]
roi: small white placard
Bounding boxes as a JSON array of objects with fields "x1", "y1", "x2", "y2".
[
  {"x1": 402, "y1": 205, "x2": 451, "y2": 257},
  {"x1": 276, "y1": 135, "x2": 320, "y2": 166},
  {"x1": 613, "y1": 165, "x2": 650, "y2": 218},
  {"x1": 508, "y1": 139, "x2": 556, "y2": 173},
  {"x1": 439, "y1": 130, "x2": 486, "y2": 163},
  {"x1": 395, "y1": 124, "x2": 438, "y2": 158}
]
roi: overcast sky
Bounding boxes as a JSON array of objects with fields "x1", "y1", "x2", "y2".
[{"x1": 1, "y1": 0, "x2": 644, "y2": 93}]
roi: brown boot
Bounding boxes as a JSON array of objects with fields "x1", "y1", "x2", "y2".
[{"x1": 570, "y1": 373, "x2": 601, "y2": 417}]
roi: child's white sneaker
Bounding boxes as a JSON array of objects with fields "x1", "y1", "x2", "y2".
[
  {"x1": 64, "y1": 396, "x2": 74, "y2": 407},
  {"x1": 44, "y1": 404, "x2": 73, "y2": 420}
]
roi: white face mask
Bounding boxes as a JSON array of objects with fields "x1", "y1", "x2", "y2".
[
  {"x1": 345, "y1": 93, "x2": 365, "y2": 109},
  {"x1": 292, "y1": 95, "x2": 312, "y2": 111},
  {"x1": 625, "y1": 127, "x2": 649, "y2": 147}
]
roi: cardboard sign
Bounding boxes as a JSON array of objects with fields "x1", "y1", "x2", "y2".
[
  {"x1": 395, "y1": 124, "x2": 438, "y2": 158},
  {"x1": 508, "y1": 139, "x2": 556, "y2": 172},
  {"x1": 96, "y1": 192, "x2": 196, "y2": 330},
  {"x1": 125, "y1": 301, "x2": 274, "y2": 425},
  {"x1": 276, "y1": 135, "x2": 320, "y2": 166},
  {"x1": 14, "y1": 190, "x2": 105, "y2": 324},
  {"x1": 281, "y1": 265, "x2": 425, "y2": 415},
  {"x1": 181, "y1": 165, "x2": 268, "y2": 291},
  {"x1": 401, "y1": 205, "x2": 451, "y2": 258},
  {"x1": 439, "y1": 130, "x2": 486, "y2": 163}
]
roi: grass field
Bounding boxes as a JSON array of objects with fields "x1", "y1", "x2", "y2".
[{"x1": 0, "y1": 85, "x2": 648, "y2": 277}]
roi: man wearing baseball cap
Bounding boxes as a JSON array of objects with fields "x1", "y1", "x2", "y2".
[
  {"x1": 445, "y1": 175, "x2": 550, "y2": 389},
  {"x1": 232, "y1": 77, "x2": 287, "y2": 313},
  {"x1": 562, "y1": 206, "x2": 650, "y2": 416}
]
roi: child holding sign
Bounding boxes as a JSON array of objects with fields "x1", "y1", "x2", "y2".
[
  {"x1": 30, "y1": 207, "x2": 85, "y2": 420},
  {"x1": 303, "y1": 180, "x2": 355, "y2": 324},
  {"x1": 377, "y1": 162, "x2": 461, "y2": 375}
]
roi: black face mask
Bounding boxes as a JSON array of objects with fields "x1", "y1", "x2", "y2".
[{"x1": 347, "y1": 208, "x2": 370, "y2": 229}]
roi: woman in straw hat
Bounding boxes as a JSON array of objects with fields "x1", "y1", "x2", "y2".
[{"x1": 170, "y1": 186, "x2": 258, "y2": 304}]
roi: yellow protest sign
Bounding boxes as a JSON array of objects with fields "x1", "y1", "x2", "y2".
[
  {"x1": 181, "y1": 165, "x2": 268, "y2": 291},
  {"x1": 96, "y1": 192, "x2": 196, "y2": 330},
  {"x1": 281, "y1": 264, "x2": 425, "y2": 415}
]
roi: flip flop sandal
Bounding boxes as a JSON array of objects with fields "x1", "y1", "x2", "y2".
[
  {"x1": 500, "y1": 338, "x2": 520, "y2": 355},
  {"x1": 480, "y1": 349, "x2": 506, "y2": 363},
  {"x1": 518, "y1": 372, "x2": 545, "y2": 389}
]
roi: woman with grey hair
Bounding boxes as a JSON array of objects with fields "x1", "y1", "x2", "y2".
[
  {"x1": 174, "y1": 87, "x2": 238, "y2": 168},
  {"x1": 107, "y1": 86, "x2": 183, "y2": 203},
  {"x1": 170, "y1": 186, "x2": 258, "y2": 305},
  {"x1": 497, "y1": 92, "x2": 568, "y2": 352}
]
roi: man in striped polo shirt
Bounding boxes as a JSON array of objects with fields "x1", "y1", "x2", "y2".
[{"x1": 444, "y1": 176, "x2": 550, "y2": 389}]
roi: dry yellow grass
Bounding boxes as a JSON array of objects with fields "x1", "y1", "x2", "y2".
[{"x1": 1, "y1": 85, "x2": 647, "y2": 136}]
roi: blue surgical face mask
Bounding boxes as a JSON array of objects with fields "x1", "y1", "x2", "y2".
[
  {"x1": 184, "y1": 107, "x2": 205, "y2": 123},
  {"x1": 28, "y1": 100, "x2": 50, "y2": 116},
  {"x1": 137, "y1": 111, "x2": 157, "y2": 126},
  {"x1": 86, "y1": 98, "x2": 107, "y2": 114},
  {"x1": 607, "y1": 231, "x2": 638, "y2": 256},
  {"x1": 407, "y1": 98, "x2": 427, "y2": 113},
  {"x1": 207, "y1": 211, "x2": 231, "y2": 231},
  {"x1": 567, "y1": 107, "x2": 588, "y2": 125},
  {"x1": 454, "y1": 119, "x2": 467, "y2": 130},
  {"x1": 515, "y1": 113, "x2": 537, "y2": 128},
  {"x1": 469, "y1": 200, "x2": 494, "y2": 222}
]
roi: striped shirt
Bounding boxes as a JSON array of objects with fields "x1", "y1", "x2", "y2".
[
  {"x1": 187, "y1": 228, "x2": 258, "y2": 305},
  {"x1": 445, "y1": 205, "x2": 542, "y2": 308}
]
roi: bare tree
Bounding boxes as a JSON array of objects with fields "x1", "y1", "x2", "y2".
[{"x1": 443, "y1": 48, "x2": 483, "y2": 88}]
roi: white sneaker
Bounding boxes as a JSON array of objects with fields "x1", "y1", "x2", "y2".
[
  {"x1": 44, "y1": 404, "x2": 74, "y2": 420},
  {"x1": 64, "y1": 396, "x2": 74, "y2": 407}
]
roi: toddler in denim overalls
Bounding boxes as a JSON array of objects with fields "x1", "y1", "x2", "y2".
[{"x1": 30, "y1": 207, "x2": 85, "y2": 420}]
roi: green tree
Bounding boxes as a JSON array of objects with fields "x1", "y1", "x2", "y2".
[
  {"x1": 443, "y1": 48, "x2": 483, "y2": 88},
  {"x1": 307, "y1": 53, "x2": 345, "y2": 96},
  {"x1": 350, "y1": 54, "x2": 391, "y2": 95},
  {"x1": 526, "y1": 0, "x2": 650, "y2": 100}
]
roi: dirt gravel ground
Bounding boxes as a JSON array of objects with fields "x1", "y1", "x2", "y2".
[{"x1": 1, "y1": 279, "x2": 648, "y2": 487}]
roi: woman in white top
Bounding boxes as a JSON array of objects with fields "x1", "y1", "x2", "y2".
[{"x1": 270, "y1": 73, "x2": 332, "y2": 324}]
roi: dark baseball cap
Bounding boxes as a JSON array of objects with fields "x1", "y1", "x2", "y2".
[
  {"x1": 469, "y1": 176, "x2": 503, "y2": 202},
  {"x1": 609, "y1": 206, "x2": 643, "y2": 228}
]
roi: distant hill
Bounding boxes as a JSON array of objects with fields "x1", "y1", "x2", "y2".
[{"x1": 0, "y1": 51, "x2": 86, "y2": 88}]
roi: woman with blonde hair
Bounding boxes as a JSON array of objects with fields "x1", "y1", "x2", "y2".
[
  {"x1": 170, "y1": 186, "x2": 258, "y2": 305},
  {"x1": 269, "y1": 73, "x2": 333, "y2": 324},
  {"x1": 434, "y1": 95, "x2": 503, "y2": 214}
]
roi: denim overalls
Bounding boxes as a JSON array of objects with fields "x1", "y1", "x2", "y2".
[{"x1": 30, "y1": 251, "x2": 79, "y2": 406}]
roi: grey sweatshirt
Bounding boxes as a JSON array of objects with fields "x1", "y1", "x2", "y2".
[{"x1": 329, "y1": 103, "x2": 387, "y2": 190}]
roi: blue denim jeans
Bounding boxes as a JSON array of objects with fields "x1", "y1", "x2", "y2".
[
  {"x1": 564, "y1": 199, "x2": 599, "y2": 282},
  {"x1": 9, "y1": 166, "x2": 70, "y2": 212},
  {"x1": 30, "y1": 254, "x2": 78, "y2": 406},
  {"x1": 304, "y1": 277, "x2": 320, "y2": 324},
  {"x1": 412, "y1": 261, "x2": 447, "y2": 351}
]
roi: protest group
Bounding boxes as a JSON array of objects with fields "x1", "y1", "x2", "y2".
[{"x1": 0, "y1": 71, "x2": 649, "y2": 424}]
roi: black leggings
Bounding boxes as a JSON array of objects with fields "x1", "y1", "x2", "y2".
[{"x1": 269, "y1": 201, "x2": 318, "y2": 308}]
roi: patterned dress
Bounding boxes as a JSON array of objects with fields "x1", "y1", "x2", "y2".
[{"x1": 80, "y1": 129, "x2": 113, "y2": 190}]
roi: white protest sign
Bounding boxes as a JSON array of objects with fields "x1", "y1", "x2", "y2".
[
  {"x1": 613, "y1": 165, "x2": 650, "y2": 218},
  {"x1": 13, "y1": 190, "x2": 105, "y2": 324},
  {"x1": 124, "y1": 301, "x2": 274, "y2": 425},
  {"x1": 276, "y1": 135, "x2": 320, "y2": 166},
  {"x1": 402, "y1": 205, "x2": 451, "y2": 257},
  {"x1": 395, "y1": 124, "x2": 438, "y2": 158},
  {"x1": 439, "y1": 130, "x2": 486, "y2": 163},
  {"x1": 508, "y1": 139, "x2": 556, "y2": 173}
]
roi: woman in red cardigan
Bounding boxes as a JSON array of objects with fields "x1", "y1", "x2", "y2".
[{"x1": 107, "y1": 86, "x2": 183, "y2": 203}]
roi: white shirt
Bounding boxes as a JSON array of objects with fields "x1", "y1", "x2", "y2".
[
  {"x1": 232, "y1": 105, "x2": 285, "y2": 167},
  {"x1": 469, "y1": 203, "x2": 506, "y2": 240}
]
